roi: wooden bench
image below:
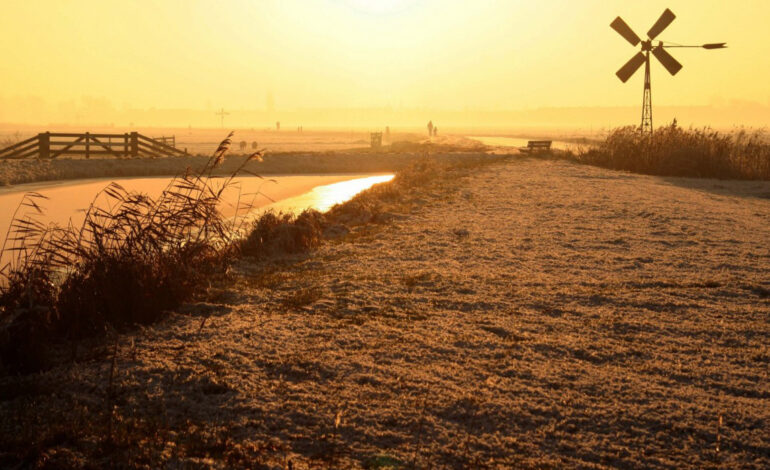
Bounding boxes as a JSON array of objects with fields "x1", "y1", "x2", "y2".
[{"x1": 521, "y1": 140, "x2": 552, "y2": 153}]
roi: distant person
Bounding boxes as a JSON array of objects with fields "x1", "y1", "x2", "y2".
[
  {"x1": 427, "y1": 121, "x2": 434, "y2": 137},
  {"x1": 276, "y1": 121, "x2": 280, "y2": 131},
  {"x1": 385, "y1": 126, "x2": 390, "y2": 140},
  {"x1": 433, "y1": 127, "x2": 438, "y2": 137}
]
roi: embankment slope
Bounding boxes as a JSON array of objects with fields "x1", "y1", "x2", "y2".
[{"x1": 1, "y1": 158, "x2": 768, "y2": 468}]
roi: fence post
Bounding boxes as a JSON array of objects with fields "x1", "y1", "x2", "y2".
[
  {"x1": 85, "y1": 132, "x2": 90, "y2": 159},
  {"x1": 39, "y1": 132, "x2": 50, "y2": 159},
  {"x1": 130, "y1": 132, "x2": 138, "y2": 158},
  {"x1": 124, "y1": 133, "x2": 129, "y2": 158}
]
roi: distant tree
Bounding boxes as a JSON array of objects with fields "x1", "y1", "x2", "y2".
[{"x1": 251, "y1": 141, "x2": 258, "y2": 149}]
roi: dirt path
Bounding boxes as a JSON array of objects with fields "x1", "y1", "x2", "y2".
[{"x1": 1, "y1": 158, "x2": 768, "y2": 468}]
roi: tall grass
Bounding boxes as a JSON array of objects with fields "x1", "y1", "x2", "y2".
[
  {"x1": 576, "y1": 122, "x2": 770, "y2": 180},
  {"x1": 0, "y1": 131, "x2": 22, "y2": 149},
  {"x1": 239, "y1": 158, "x2": 449, "y2": 258},
  {"x1": 0, "y1": 150, "x2": 488, "y2": 373},
  {"x1": 240, "y1": 209, "x2": 325, "y2": 257},
  {"x1": 0, "y1": 133, "x2": 263, "y2": 373}
]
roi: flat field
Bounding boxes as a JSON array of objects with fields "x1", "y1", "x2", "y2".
[{"x1": 1, "y1": 157, "x2": 767, "y2": 468}]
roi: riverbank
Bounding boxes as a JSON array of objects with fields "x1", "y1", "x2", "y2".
[
  {"x1": 0, "y1": 137, "x2": 488, "y2": 187},
  {"x1": 1, "y1": 157, "x2": 768, "y2": 468}
]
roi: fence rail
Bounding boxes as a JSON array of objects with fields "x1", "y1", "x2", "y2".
[
  {"x1": 0, "y1": 132, "x2": 188, "y2": 160},
  {"x1": 153, "y1": 135, "x2": 175, "y2": 148}
]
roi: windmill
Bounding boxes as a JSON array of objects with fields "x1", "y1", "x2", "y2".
[{"x1": 611, "y1": 8, "x2": 726, "y2": 135}]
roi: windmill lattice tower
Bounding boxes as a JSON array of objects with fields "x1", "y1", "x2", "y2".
[{"x1": 611, "y1": 8, "x2": 726, "y2": 135}]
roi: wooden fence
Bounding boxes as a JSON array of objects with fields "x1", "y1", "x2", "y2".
[
  {"x1": 0, "y1": 132, "x2": 188, "y2": 160},
  {"x1": 153, "y1": 135, "x2": 175, "y2": 148}
]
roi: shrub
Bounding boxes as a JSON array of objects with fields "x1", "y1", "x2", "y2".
[
  {"x1": 240, "y1": 209, "x2": 325, "y2": 257},
  {"x1": 577, "y1": 122, "x2": 770, "y2": 180},
  {"x1": 0, "y1": 133, "x2": 262, "y2": 373}
]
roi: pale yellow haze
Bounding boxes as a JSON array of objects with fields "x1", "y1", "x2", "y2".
[{"x1": 1, "y1": 0, "x2": 769, "y2": 126}]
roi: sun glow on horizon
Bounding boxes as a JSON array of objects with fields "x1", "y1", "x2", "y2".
[
  {"x1": 342, "y1": 0, "x2": 419, "y2": 15},
  {"x1": 0, "y1": 0, "x2": 769, "y2": 127}
]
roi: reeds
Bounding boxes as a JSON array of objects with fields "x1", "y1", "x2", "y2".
[
  {"x1": 0, "y1": 133, "x2": 264, "y2": 372},
  {"x1": 576, "y1": 122, "x2": 770, "y2": 180},
  {"x1": 0, "y1": 149, "x2": 485, "y2": 373},
  {"x1": 240, "y1": 209, "x2": 325, "y2": 257}
]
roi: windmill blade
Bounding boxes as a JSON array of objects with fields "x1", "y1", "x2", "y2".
[
  {"x1": 647, "y1": 8, "x2": 675, "y2": 39},
  {"x1": 616, "y1": 52, "x2": 646, "y2": 83},
  {"x1": 610, "y1": 17, "x2": 641, "y2": 46},
  {"x1": 652, "y1": 46, "x2": 683, "y2": 75}
]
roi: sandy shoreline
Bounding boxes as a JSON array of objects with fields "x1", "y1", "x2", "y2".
[{"x1": 1, "y1": 157, "x2": 768, "y2": 468}]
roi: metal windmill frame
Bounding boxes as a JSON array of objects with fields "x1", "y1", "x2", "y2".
[{"x1": 611, "y1": 8, "x2": 726, "y2": 135}]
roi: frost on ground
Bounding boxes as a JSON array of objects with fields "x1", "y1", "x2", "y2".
[{"x1": 1, "y1": 158, "x2": 768, "y2": 468}]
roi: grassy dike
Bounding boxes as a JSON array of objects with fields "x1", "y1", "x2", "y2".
[
  {"x1": 0, "y1": 153, "x2": 768, "y2": 468},
  {"x1": 0, "y1": 152, "x2": 502, "y2": 466}
]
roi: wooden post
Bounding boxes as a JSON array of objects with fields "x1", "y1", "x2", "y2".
[
  {"x1": 38, "y1": 132, "x2": 50, "y2": 159},
  {"x1": 85, "y1": 132, "x2": 90, "y2": 159},
  {"x1": 124, "y1": 133, "x2": 129, "y2": 158},
  {"x1": 130, "y1": 132, "x2": 138, "y2": 158}
]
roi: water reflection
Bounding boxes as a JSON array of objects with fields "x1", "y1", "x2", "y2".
[
  {"x1": 0, "y1": 173, "x2": 394, "y2": 265},
  {"x1": 264, "y1": 174, "x2": 394, "y2": 214}
]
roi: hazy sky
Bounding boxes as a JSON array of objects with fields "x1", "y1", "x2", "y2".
[{"x1": 1, "y1": 0, "x2": 769, "y2": 115}]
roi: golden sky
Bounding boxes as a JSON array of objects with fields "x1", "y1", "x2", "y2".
[{"x1": 1, "y1": 0, "x2": 769, "y2": 124}]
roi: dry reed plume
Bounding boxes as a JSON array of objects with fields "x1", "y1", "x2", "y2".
[
  {"x1": 0, "y1": 133, "x2": 264, "y2": 373},
  {"x1": 576, "y1": 121, "x2": 770, "y2": 179}
]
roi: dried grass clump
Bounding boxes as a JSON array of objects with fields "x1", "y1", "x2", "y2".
[
  {"x1": 241, "y1": 158, "x2": 451, "y2": 258},
  {"x1": 392, "y1": 158, "x2": 444, "y2": 188},
  {"x1": 577, "y1": 122, "x2": 770, "y2": 179},
  {"x1": 241, "y1": 209, "x2": 325, "y2": 258},
  {"x1": 0, "y1": 133, "x2": 263, "y2": 373}
]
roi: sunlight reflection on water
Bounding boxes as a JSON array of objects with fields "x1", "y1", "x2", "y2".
[
  {"x1": 264, "y1": 174, "x2": 394, "y2": 214},
  {"x1": 0, "y1": 173, "x2": 394, "y2": 267}
]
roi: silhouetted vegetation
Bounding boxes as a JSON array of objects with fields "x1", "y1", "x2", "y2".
[
  {"x1": 0, "y1": 148, "x2": 498, "y2": 374},
  {"x1": 0, "y1": 133, "x2": 262, "y2": 373},
  {"x1": 576, "y1": 122, "x2": 770, "y2": 179},
  {"x1": 241, "y1": 209, "x2": 325, "y2": 257}
]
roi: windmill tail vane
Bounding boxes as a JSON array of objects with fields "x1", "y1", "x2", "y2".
[{"x1": 610, "y1": 8, "x2": 726, "y2": 136}]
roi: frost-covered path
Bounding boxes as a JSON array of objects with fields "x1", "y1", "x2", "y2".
[{"x1": 2, "y1": 158, "x2": 769, "y2": 468}]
